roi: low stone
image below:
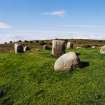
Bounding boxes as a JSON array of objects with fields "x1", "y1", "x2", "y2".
[{"x1": 54, "y1": 52, "x2": 80, "y2": 71}]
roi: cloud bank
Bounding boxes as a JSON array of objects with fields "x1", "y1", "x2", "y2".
[
  {"x1": 0, "y1": 22, "x2": 11, "y2": 29},
  {"x1": 1, "y1": 24, "x2": 105, "y2": 43},
  {"x1": 43, "y1": 10, "x2": 65, "y2": 17}
]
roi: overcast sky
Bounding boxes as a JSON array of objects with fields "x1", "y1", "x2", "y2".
[{"x1": 0, "y1": 0, "x2": 105, "y2": 42}]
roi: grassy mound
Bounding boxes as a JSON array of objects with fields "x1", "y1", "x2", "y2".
[{"x1": 0, "y1": 48, "x2": 105, "y2": 105}]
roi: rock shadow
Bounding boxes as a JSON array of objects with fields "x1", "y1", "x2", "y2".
[{"x1": 79, "y1": 61, "x2": 90, "y2": 68}]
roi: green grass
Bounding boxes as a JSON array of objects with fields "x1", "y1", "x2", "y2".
[{"x1": 0, "y1": 48, "x2": 105, "y2": 105}]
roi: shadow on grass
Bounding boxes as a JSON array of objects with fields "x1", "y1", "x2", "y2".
[{"x1": 79, "y1": 61, "x2": 90, "y2": 69}]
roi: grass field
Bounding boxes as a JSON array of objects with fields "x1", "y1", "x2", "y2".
[{"x1": 0, "y1": 48, "x2": 105, "y2": 105}]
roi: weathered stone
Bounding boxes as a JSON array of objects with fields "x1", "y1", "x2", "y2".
[
  {"x1": 52, "y1": 40, "x2": 66, "y2": 58},
  {"x1": 66, "y1": 42, "x2": 73, "y2": 49},
  {"x1": 43, "y1": 45, "x2": 50, "y2": 50},
  {"x1": 76, "y1": 46, "x2": 82, "y2": 49},
  {"x1": 54, "y1": 52, "x2": 80, "y2": 71},
  {"x1": 91, "y1": 46, "x2": 96, "y2": 48},
  {"x1": 24, "y1": 46, "x2": 30, "y2": 52},
  {"x1": 14, "y1": 43, "x2": 24, "y2": 54},
  {"x1": 100, "y1": 45, "x2": 105, "y2": 54}
]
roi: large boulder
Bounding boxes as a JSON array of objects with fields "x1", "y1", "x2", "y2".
[
  {"x1": 14, "y1": 43, "x2": 24, "y2": 54},
  {"x1": 52, "y1": 40, "x2": 66, "y2": 58},
  {"x1": 54, "y1": 52, "x2": 80, "y2": 71},
  {"x1": 100, "y1": 45, "x2": 105, "y2": 54}
]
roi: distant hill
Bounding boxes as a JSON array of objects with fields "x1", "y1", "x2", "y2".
[{"x1": 0, "y1": 39, "x2": 105, "y2": 52}]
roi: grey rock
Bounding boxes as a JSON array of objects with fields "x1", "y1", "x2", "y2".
[{"x1": 54, "y1": 52, "x2": 80, "y2": 71}]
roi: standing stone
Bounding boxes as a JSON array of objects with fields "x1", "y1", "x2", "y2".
[
  {"x1": 52, "y1": 40, "x2": 66, "y2": 58},
  {"x1": 66, "y1": 42, "x2": 73, "y2": 49},
  {"x1": 100, "y1": 45, "x2": 105, "y2": 54},
  {"x1": 54, "y1": 52, "x2": 80, "y2": 71},
  {"x1": 14, "y1": 43, "x2": 24, "y2": 54},
  {"x1": 24, "y1": 46, "x2": 30, "y2": 52}
]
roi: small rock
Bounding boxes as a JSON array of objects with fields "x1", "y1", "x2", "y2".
[{"x1": 91, "y1": 46, "x2": 96, "y2": 48}]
